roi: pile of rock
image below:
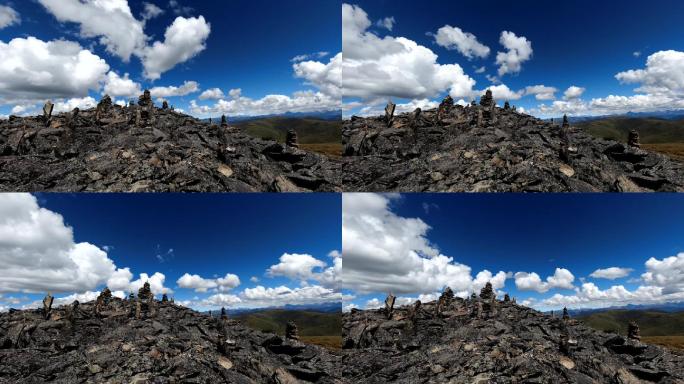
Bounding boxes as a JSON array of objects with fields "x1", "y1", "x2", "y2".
[
  {"x1": 0, "y1": 92, "x2": 342, "y2": 192},
  {"x1": 0, "y1": 295, "x2": 342, "y2": 383},
  {"x1": 342, "y1": 91, "x2": 684, "y2": 192},
  {"x1": 342, "y1": 286, "x2": 684, "y2": 383}
]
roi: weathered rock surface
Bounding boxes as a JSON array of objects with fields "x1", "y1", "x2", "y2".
[
  {"x1": 342, "y1": 293, "x2": 684, "y2": 383},
  {"x1": 342, "y1": 94, "x2": 684, "y2": 192},
  {"x1": 0, "y1": 297, "x2": 343, "y2": 383},
  {"x1": 0, "y1": 93, "x2": 342, "y2": 192}
]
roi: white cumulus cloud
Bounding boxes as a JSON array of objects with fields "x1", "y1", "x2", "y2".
[
  {"x1": 495, "y1": 31, "x2": 533, "y2": 77},
  {"x1": 433, "y1": 25, "x2": 490, "y2": 59},
  {"x1": 141, "y1": 16, "x2": 211, "y2": 80},
  {"x1": 589, "y1": 267, "x2": 633, "y2": 280},
  {"x1": 342, "y1": 3, "x2": 476, "y2": 101}
]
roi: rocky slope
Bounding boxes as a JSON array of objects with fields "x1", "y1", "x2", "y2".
[
  {"x1": 342, "y1": 92, "x2": 684, "y2": 192},
  {"x1": 342, "y1": 285, "x2": 684, "y2": 383},
  {"x1": 0, "y1": 92, "x2": 342, "y2": 192},
  {"x1": 0, "y1": 290, "x2": 343, "y2": 383}
]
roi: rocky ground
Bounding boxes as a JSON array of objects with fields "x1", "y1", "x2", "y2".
[
  {"x1": 0, "y1": 291, "x2": 343, "y2": 383},
  {"x1": 0, "y1": 93, "x2": 342, "y2": 192},
  {"x1": 342, "y1": 92, "x2": 684, "y2": 192},
  {"x1": 342, "y1": 286, "x2": 684, "y2": 383}
]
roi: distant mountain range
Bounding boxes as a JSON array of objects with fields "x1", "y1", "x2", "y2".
[
  {"x1": 204, "y1": 301, "x2": 341, "y2": 316},
  {"x1": 576, "y1": 308, "x2": 684, "y2": 337},
  {"x1": 557, "y1": 301, "x2": 684, "y2": 317},
  {"x1": 202, "y1": 110, "x2": 341, "y2": 123},
  {"x1": 547, "y1": 110, "x2": 684, "y2": 123}
]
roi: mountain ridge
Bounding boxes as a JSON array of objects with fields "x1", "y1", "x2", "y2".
[{"x1": 342, "y1": 92, "x2": 684, "y2": 192}]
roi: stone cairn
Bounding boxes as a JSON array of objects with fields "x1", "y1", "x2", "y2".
[
  {"x1": 479, "y1": 282, "x2": 497, "y2": 318},
  {"x1": 437, "y1": 95, "x2": 454, "y2": 121},
  {"x1": 135, "y1": 90, "x2": 155, "y2": 126},
  {"x1": 560, "y1": 114, "x2": 572, "y2": 162},
  {"x1": 436, "y1": 286, "x2": 454, "y2": 314},
  {"x1": 221, "y1": 307, "x2": 228, "y2": 320},
  {"x1": 66, "y1": 300, "x2": 80, "y2": 324},
  {"x1": 562, "y1": 306, "x2": 570, "y2": 321},
  {"x1": 627, "y1": 321, "x2": 641, "y2": 341},
  {"x1": 285, "y1": 321, "x2": 300, "y2": 341},
  {"x1": 42, "y1": 293, "x2": 54, "y2": 320},
  {"x1": 134, "y1": 281, "x2": 155, "y2": 319},
  {"x1": 286, "y1": 129, "x2": 299, "y2": 148},
  {"x1": 480, "y1": 282, "x2": 495, "y2": 301},
  {"x1": 95, "y1": 95, "x2": 112, "y2": 122},
  {"x1": 479, "y1": 89, "x2": 497, "y2": 123},
  {"x1": 43, "y1": 101, "x2": 54, "y2": 126},
  {"x1": 628, "y1": 129, "x2": 641, "y2": 148},
  {"x1": 384, "y1": 101, "x2": 396, "y2": 127},
  {"x1": 503, "y1": 101, "x2": 511, "y2": 110},
  {"x1": 162, "y1": 100, "x2": 169, "y2": 110},
  {"x1": 503, "y1": 293, "x2": 510, "y2": 303},
  {"x1": 221, "y1": 115, "x2": 228, "y2": 127},
  {"x1": 384, "y1": 293, "x2": 396, "y2": 320},
  {"x1": 95, "y1": 287, "x2": 112, "y2": 315},
  {"x1": 161, "y1": 294, "x2": 168, "y2": 303}
]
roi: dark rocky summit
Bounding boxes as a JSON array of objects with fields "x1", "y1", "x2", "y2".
[
  {"x1": 0, "y1": 92, "x2": 342, "y2": 192},
  {"x1": 0, "y1": 290, "x2": 342, "y2": 383},
  {"x1": 342, "y1": 287, "x2": 684, "y2": 383},
  {"x1": 342, "y1": 92, "x2": 684, "y2": 192}
]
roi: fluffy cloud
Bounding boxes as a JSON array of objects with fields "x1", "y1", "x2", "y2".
[
  {"x1": 293, "y1": 52, "x2": 342, "y2": 98},
  {"x1": 198, "y1": 88, "x2": 225, "y2": 100},
  {"x1": 495, "y1": 31, "x2": 533, "y2": 77},
  {"x1": 524, "y1": 85, "x2": 557, "y2": 100},
  {"x1": 0, "y1": 37, "x2": 109, "y2": 105},
  {"x1": 53, "y1": 97, "x2": 98, "y2": 113},
  {"x1": 0, "y1": 194, "x2": 118, "y2": 293},
  {"x1": 433, "y1": 25, "x2": 490, "y2": 59},
  {"x1": 102, "y1": 71, "x2": 142, "y2": 98},
  {"x1": 38, "y1": 0, "x2": 146, "y2": 62},
  {"x1": 616, "y1": 50, "x2": 684, "y2": 96},
  {"x1": 0, "y1": 5, "x2": 19, "y2": 29},
  {"x1": 342, "y1": 193, "x2": 507, "y2": 295},
  {"x1": 267, "y1": 253, "x2": 327, "y2": 281},
  {"x1": 238, "y1": 285, "x2": 340, "y2": 307},
  {"x1": 342, "y1": 3, "x2": 476, "y2": 101},
  {"x1": 534, "y1": 51, "x2": 684, "y2": 117},
  {"x1": 541, "y1": 282, "x2": 684, "y2": 310},
  {"x1": 376, "y1": 16, "x2": 395, "y2": 31},
  {"x1": 190, "y1": 90, "x2": 339, "y2": 117},
  {"x1": 641, "y1": 253, "x2": 684, "y2": 294},
  {"x1": 534, "y1": 93, "x2": 684, "y2": 117},
  {"x1": 355, "y1": 98, "x2": 440, "y2": 117},
  {"x1": 149, "y1": 80, "x2": 199, "y2": 98},
  {"x1": 141, "y1": 2, "x2": 164, "y2": 22},
  {"x1": 176, "y1": 272, "x2": 240, "y2": 293},
  {"x1": 563, "y1": 86, "x2": 585, "y2": 100},
  {"x1": 487, "y1": 84, "x2": 523, "y2": 101},
  {"x1": 141, "y1": 16, "x2": 211, "y2": 80},
  {"x1": 128, "y1": 272, "x2": 172, "y2": 295},
  {"x1": 529, "y1": 253, "x2": 684, "y2": 310},
  {"x1": 514, "y1": 268, "x2": 575, "y2": 293},
  {"x1": 589, "y1": 267, "x2": 633, "y2": 280}
]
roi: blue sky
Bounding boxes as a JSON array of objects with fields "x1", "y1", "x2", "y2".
[
  {"x1": 0, "y1": 0, "x2": 341, "y2": 118},
  {"x1": 342, "y1": 0, "x2": 684, "y2": 118},
  {"x1": 342, "y1": 193, "x2": 684, "y2": 311},
  {"x1": 0, "y1": 193, "x2": 341, "y2": 311}
]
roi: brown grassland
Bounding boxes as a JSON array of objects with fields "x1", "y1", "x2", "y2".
[{"x1": 301, "y1": 335, "x2": 342, "y2": 350}]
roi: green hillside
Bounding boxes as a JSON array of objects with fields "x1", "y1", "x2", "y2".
[
  {"x1": 233, "y1": 309, "x2": 341, "y2": 337},
  {"x1": 234, "y1": 117, "x2": 341, "y2": 145},
  {"x1": 577, "y1": 117, "x2": 684, "y2": 144},
  {"x1": 577, "y1": 310, "x2": 684, "y2": 336}
]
